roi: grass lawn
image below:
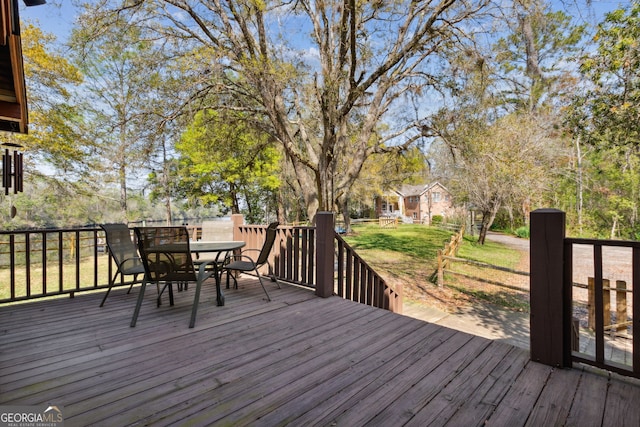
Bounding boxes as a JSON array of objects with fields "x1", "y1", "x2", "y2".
[
  {"x1": 0, "y1": 255, "x2": 113, "y2": 301},
  {"x1": 344, "y1": 223, "x2": 528, "y2": 311}
]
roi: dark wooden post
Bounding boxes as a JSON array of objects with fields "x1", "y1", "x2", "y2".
[
  {"x1": 316, "y1": 212, "x2": 334, "y2": 298},
  {"x1": 530, "y1": 208, "x2": 571, "y2": 367}
]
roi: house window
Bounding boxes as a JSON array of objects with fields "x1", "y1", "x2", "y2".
[
  {"x1": 432, "y1": 192, "x2": 441, "y2": 202},
  {"x1": 412, "y1": 212, "x2": 417, "y2": 219}
]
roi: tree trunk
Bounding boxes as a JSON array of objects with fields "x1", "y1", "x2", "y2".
[
  {"x1": 161, "y1": 136, "x2": 172, "y2": 225},
  {"x1": 339, "y1": 197, "x2": 352, "y2": 233},
  {"x1": 477, "y1": 200, "x2": 502, "y2": 245},
  {"x1": 575, "y1": 134, "x2": 583, "y2": 234}
]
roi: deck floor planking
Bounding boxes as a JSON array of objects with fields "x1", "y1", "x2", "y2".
[{"x1": 2, "y1": 277, "x2": 640, "y2": 426}]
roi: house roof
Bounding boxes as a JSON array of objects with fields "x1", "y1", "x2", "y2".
[
  {"x1": 394, "y1": 181, "x2": 449, "y2": 197},
  {"x1": 0, "y1": 0, "x2": 30, "y2": 134}
]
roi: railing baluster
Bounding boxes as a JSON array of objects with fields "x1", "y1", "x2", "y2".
[
  {"x1": 42, "y1": 232, "x2": 47, "y2": 295},
  {"x1": 634, "y1": 247, "x2": 640, "y2": 377},
  {"x1": 75, "y1": 230, "x2": 81, "y2": 292},
  {"x1": 58, "y1": 231, "x2": 64, "y2": 294},
  {"x1": 9, "y1": 234, "x2": 15, "y2": 300},
  {"x1": 336, "y1": 240, "x2": 344, "y2": 298},
  {"x1": 93, "y1": 229, "x2": 99, "y2": 288},
  {"x1": 594, "y1": 244, "x2": 605, "y2": 364},
  {"x1": 25, "y1": 232, "x2": 31, "y2": 297}
]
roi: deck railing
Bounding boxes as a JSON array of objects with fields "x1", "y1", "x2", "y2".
[
  {"x1": 0, "y1": 226, "x2": 118, "y2": 302},
  {"x1": 234, "y1": 212, "x2": 402, "y2": 313},
  {"x1": 334, "y1": 232, "x2": 403, "y2": 313},
  {"x1": 530, "y1": 209, "x2": 640, "y2": 379},
  {"x1": 0, "y1": 212, "x2": 402, "y2": 313}
]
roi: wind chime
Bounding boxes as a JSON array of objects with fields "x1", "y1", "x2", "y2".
[{"x1": 1, "y1": 143, "x2": 23, "y2": 218}]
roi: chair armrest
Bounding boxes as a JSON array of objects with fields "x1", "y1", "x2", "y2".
[{"x1": 223, "y1": 253, "x2": 259, "y2": 264}]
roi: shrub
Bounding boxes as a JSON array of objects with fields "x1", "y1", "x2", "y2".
[
  {"x1": 515, "y1": 226, "x2": 530, "y2": 238},
  {"x1": 431, "y1": 215, "x2": 443, "y2": 225}
]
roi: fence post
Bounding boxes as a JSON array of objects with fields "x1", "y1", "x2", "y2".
[
  {"x1": 437, "y1": 249, "x2": 444, "y2": 286},
  {"x1": 231, "y1": 214, "x2": 244, "y2": 241},
  {"x1": 530, "y1": 208, "x2": 571, "y2": 367},
  {"x1": 316, "y1": 212, "x2": 335, "y2": 298},
  {"x1": 616, "y1": 280, "x2": 627, "y2": 332}
]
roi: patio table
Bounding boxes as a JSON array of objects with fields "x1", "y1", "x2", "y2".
[
  {"x1": 139, "y1": 240, "x2": 245, "y2": 307},
  {"x1": 190, "y1": 240, "x2": 246, "y2": 306}
]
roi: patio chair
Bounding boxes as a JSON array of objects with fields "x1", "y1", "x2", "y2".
[
  {"x1": 99, "y1": 223, "x2": 147, "y2": 307},
  {"x1": 222, "y1": 222, "x2": 281, "y2": 301},
  {"x1": 131, "y1": 226, "x2": 221, "y2": 328}
]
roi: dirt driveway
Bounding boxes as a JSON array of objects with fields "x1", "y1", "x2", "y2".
[{"x1": 486, "y1": 231, "x2": 634, "y2": 304}]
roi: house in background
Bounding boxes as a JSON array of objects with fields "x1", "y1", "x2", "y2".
[{"x1": 375, "y1": 182, "x2": 454, "y2": 224}]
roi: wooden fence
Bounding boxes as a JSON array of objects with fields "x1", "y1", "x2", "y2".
[
  {"x1": 437, "y1": 255, "x2": 529, "y2": 292},
  {"x1": 435, "y1": 224, "x2": 465, "y2": 285},
  {"x1": 378, "y1": 217, "x2": 398, "y2": 228}
]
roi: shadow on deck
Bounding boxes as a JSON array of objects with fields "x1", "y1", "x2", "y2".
[{"x1": 2, "y1": 276, "x2": 640, "y2": 426}]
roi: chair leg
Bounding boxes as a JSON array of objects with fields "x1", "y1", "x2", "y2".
[
  {"x1": 267, "y1": 262, "x2": 281, "y2": 289},
  {"x1": 100, "y1": 281, "x2": 114, "y2": 307},
  {"x1": 189, "y1": 279, "x2": 203, "y2": 328},
  {"x1": 99, "y1": 271, "x2": 120, "y2": 307},
  {"x1": 157, "y1": 282, "x2": 175, "y2": 307},
  {"x1": 130, "y1": 279, "x2": 148, "y2": 327},
  {"x1": 225, "y1": 270, "x2": 238, "y2": 289},
  {"x1": 255, "y1": 269, "x2": 271, "y2": 302},
  {"x1": 127, "y1": 273, "x2": 139, "y2": 294}
]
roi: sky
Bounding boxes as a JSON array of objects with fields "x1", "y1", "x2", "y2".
[{"x1": 18, "y1": 0, "x2": 630, "y2": 46}]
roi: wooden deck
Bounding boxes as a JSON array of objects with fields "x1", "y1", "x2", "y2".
[{"x1": 2, "y1": 277, "x2": 640, "y2": 426}]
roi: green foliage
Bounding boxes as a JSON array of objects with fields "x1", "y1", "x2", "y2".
[
  {"x1": 175, "y1": 109, "x2": 281, "y2": 220},
  {"x1": 578, "y1": 2, "x2": 640, "y2": 151},
  {"x1": 559, "y1": 1, "x2": 640, "y2": 238},
  {"x1": 431, "y1": 215, "x2": 443, "y2": 225},
  {"x1": 494, "y1": 6, "x2": 586, "y2": 112},
  {"x1": 515, "y1": 226, "x2": 530, "y2": 239}
]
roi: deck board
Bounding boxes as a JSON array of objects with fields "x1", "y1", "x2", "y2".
[{"x1": 2, "y1": 277, "x2": 640, "y2": 426}]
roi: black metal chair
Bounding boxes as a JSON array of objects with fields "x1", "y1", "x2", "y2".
[
  {"x1": 131, "y1": 226, "x2": 222, "y2": 328},
  {"x1": 222, "y1": 222, "x2": 281, "y2": 301},
  {"x1": 99, "y1": 223, "x2": 147, "y2": 307}
]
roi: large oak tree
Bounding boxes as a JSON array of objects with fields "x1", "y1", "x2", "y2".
[{"x1": 79, "y1": 0, "x2": 489, "y2": 223}]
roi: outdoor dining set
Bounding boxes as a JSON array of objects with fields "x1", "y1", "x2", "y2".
[{"x1": 99, "y1": 222, "x2": 280, "y2": 328}]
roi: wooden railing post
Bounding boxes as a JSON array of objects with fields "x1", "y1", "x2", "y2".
[
  {"x1": 231, "y1": 214, "x2": 244, "y2": 241},
  {"x1": 530, "y1": 208, "x2": 571, "y2": 367},
  {"x1": 316, "y1": 212, "x2": 334, "y2": 298}
]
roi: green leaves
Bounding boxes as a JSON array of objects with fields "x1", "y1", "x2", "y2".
[{"x1": 175, "y1": 109, "x2": 281, "y2": 216}]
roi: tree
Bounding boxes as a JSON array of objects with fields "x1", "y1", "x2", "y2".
[
  {"x1": 433, "y1": 112, "x2": 559, "y2": 244},
  {"x1": 80, "y1": 0, "x2": 490, "y2": 224},
  {"x1": 567, "y1": 1, "x2": 640, "y2": 238},
  {"x1": 175, "y1": 109, "x2": 281, "y2": 223},
  {"x1": 70, "y1": 17, "x2": 165, "y2": 222},
  {"x1": 493, "y1": 0, "x2": 585, "y2": 113}
]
